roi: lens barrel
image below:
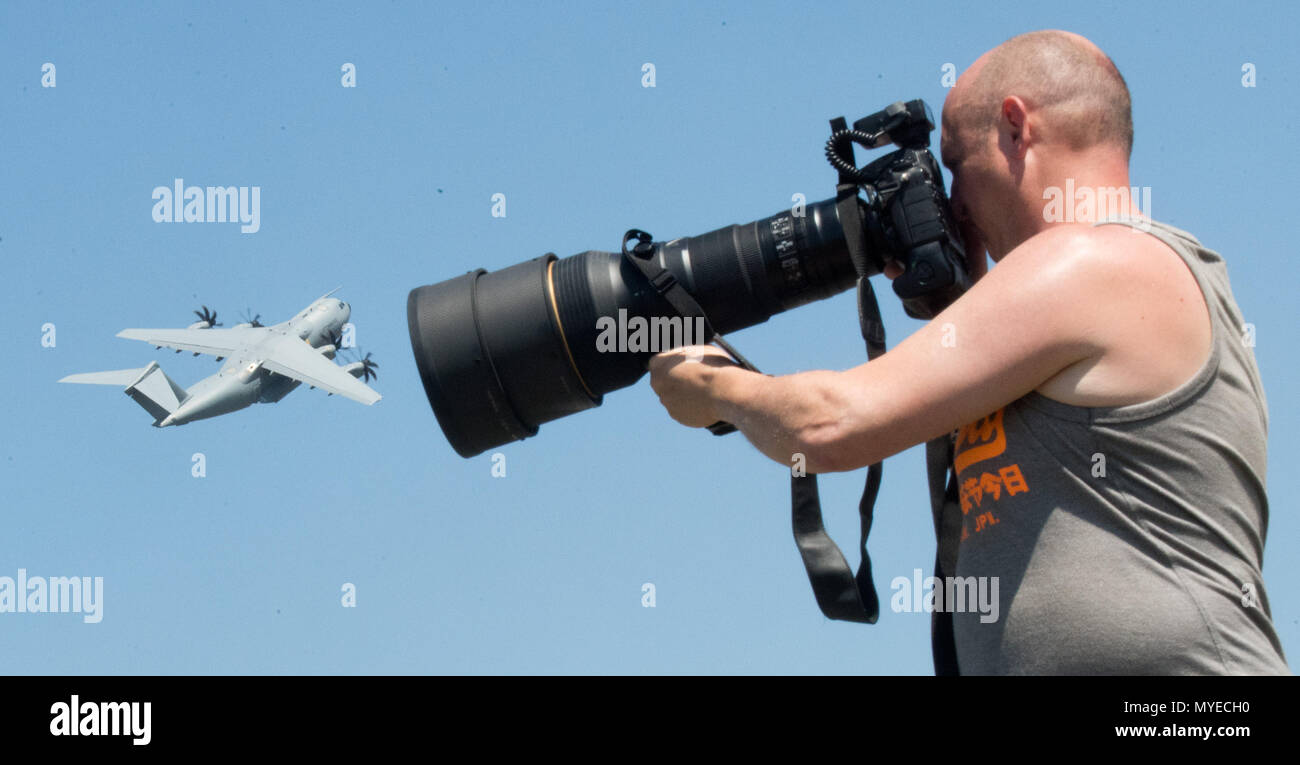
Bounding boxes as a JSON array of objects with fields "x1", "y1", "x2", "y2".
[{"x1": 408, "y1": 196, "x2": 863, "y2": 457}]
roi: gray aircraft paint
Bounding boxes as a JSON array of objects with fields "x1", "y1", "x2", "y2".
[{"x1": 59, "y1": 291, "x2": 380, "y2": 426}]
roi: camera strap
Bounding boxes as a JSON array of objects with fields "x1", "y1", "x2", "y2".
[
  {"x1": 622, "y1": 228, "x2": 759, "y2": 412},
  {"x1": 927, "y1": 433, "x2": 963, "y2": 675},
  {"x1": 780, "y1": 183, "x2": 891, "y2": 624},
  {"x1": 624, "y1": 215, "x2": 886, "y2": 624}
]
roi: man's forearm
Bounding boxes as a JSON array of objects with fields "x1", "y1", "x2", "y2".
[{"x1": 710, "y1": 365, "x2": 859, "y2": 472}]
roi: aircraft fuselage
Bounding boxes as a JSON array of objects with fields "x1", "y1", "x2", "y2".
[{"x1": 158, "y1": 298, "x2": 351, "y2": 426}]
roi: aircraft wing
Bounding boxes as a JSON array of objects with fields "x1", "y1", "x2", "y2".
[
  {"x1": 260, "y1": 335, "x2": 381, "y2": 406},
  {"x1": 116, "y1": 327, "x2": 263, "y2": 357}
]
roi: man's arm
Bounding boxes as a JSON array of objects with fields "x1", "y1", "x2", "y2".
[{"x1": 649, "y1": 225, "x2": 1111, "y2": 473}]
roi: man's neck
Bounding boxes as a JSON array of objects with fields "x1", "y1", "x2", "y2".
[{"x1": 1031, "y1": 150, "x2": 1139, "y2": 229}]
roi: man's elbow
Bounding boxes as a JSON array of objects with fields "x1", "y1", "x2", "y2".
[{"x1": 796, "y1": 423, "x2": 872, "y2": 474}]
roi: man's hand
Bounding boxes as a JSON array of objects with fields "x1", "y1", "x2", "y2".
[{"x1": 647, "y1": 345, "x2": 739, "y2": 428}]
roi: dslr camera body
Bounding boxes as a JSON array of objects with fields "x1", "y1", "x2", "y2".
[{"x1": 834, "y1": 99, "x2": 970, "y2": 319}]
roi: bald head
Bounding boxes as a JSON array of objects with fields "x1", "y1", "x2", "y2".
[{"x1": 948, "y1": 30, "x2": 1132, "y2": 158}]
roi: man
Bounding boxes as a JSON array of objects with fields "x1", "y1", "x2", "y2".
[{"x1": 647, "y1": 30, "x2": 1290, "y2": 675}]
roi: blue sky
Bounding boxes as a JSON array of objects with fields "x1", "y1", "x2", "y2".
[{"x1": 2, "y1": 0, "x2": 1296, "y2": 674}]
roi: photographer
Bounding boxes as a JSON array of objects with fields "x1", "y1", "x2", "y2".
[{"x1": 648, "y1": 30, "x2": 1290, "y2": 676}]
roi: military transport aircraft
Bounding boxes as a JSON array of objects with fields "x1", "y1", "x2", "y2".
[{"x1": 60, "y1": 290, "x2": 380, "y2": 426}]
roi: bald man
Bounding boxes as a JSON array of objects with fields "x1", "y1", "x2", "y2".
[{"x1": 648, "y1": 30, "x2": 1290, "y2": 675}]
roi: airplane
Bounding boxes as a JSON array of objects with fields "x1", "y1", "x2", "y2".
[{"x1": 60, "y1": 290, "x2": 380, "y2": 426}]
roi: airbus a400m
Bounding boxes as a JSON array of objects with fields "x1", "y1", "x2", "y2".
[{"x1": 60, "y1": 291, "x2": 380, "y2": 426}]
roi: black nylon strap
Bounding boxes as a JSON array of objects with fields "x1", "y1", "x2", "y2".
[
  {"x1": 839, "y1": 184, "x2": 873, "y2": 284},
  {"x1": 791, "y1": 470, "x2": 877, "y2": 622},
  {"x1": 622, "y1": 221, "x2": 886, "y2": 625},
  {"x1": 786, "y1": 190, "x2": 888, "y2": 624},
  {"x1": 926, "y1": 434, "x2": 962, "y2": 675},
  {"x1": 623, "y1": 230, "x2": 713, "y2": 331},
  {"x1": 621, "y1": 230, "x2": 756, "y2": 436}
]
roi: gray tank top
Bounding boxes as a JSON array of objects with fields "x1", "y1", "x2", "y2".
[{"x1": 949, "y1": 217, "x2": 1290, "y2": 674}]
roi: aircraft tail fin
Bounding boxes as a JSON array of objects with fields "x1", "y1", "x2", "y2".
[{"x1": 61, "y1": 362, "x2": 188, "y2": 424}]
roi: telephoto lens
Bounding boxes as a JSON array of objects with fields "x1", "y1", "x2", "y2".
[{"x1": 407, "y1": 196, "x2": 862, "y2": 457}]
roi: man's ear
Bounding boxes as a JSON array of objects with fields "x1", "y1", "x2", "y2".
[{"x1": 1000, "y1": 96, "x2": 1031, "y2": 158}]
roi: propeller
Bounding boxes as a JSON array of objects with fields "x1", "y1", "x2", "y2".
[
  {"x1": 326, "y1": 328, "x2": 346, "y2": 351},
  {"x1": 241, "y1": 309, "x2": 263, "y2": 328},
  {"x1": 354, "y1": 350, "x2": 379, "y2": 383},
  {"x1": 330, "y1": 348, "x2": 378, "y2": 394},
  {"x1": 193, "y1": 305, "x2": 220, "y2": 328}
]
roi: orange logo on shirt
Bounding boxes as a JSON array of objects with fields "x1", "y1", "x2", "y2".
[
  {"x1": 953, "y1": 408, "x2": 1006, "y2": 474},
  {"x1": 960, "y1": 464, "x2": 1030, "y2": 512},
  {"x1": 952, "y1": 407, "x2": 1030, "y2": 539}
]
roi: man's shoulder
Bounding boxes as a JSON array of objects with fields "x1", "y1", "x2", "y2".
[
  {"x1": 994, "y1": 221, "x2": 1213, "y2": 406},
  {"x1": 987, "y1": 221, "x2": 1198, "y2": 321},
  {"x1": 1001, "y1": 221, "x2": 1174, "y2": 280}
]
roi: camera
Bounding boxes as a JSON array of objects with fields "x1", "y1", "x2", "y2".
[{"x1": 407, "y1": 99, "x2": 970, "y2": 457}]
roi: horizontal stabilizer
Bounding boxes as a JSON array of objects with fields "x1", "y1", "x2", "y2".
[
  {"x1": 61, "y1": 361, "x2": 189, "y2": 425},
  {"x1": 60, "y1": 367, "x2": 154, "y2": 386}
]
